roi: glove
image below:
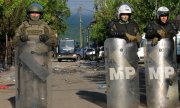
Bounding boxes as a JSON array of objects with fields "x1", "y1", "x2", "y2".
[
  {"x1": 39, "y1": 34, "x2": 49, "y2": 42},
  {"x1": 151, "y1": 37, "x2": 159, "y2": 46},
  {"x1": 20, "y1": 35, "x2": 29, "y2": 42},
  {"x1": 157, "y1": 29, "x2": 167, "y2": 38},
  {"x1": 125, "y1": 33, "x2": 137, "y2": 41}
]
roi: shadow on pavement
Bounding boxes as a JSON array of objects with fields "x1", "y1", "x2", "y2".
[
  {"x1": 8, "y1": 96, "x2": 15, "y2": 108},
  {"x1": 76, "y1": 91, "x2": 107, "y2": 108},
  {"x1": 139, "y1": 65, "x2": 147, "y2": 106},
  {"x1": 84, "y1": 73, "x2": 106, "y2": 84}
]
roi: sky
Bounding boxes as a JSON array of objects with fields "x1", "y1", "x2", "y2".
[
  {"x1": 67, "y1": 0, "x2": 95, "y2": 15},
  {"x1": 62, "y1": 0, "x2": 95, "y2": 41}
]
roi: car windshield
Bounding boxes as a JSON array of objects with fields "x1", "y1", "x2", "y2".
[
  {"x1": 61, "y1": 40, "x2": 74, "y2": 47},
  {"x1": 59, "y1": 40, "x2": 75, "y2": 53}
]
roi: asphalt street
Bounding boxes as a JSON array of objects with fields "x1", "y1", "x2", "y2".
[{"x1": 0, "y1": 60, "x2": 180, "y2": 108}]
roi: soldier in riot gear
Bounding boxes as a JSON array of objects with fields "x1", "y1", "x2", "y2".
[
  {"x1": 13, "y1": 2, "x2": 57, "y2": 108},
  {"x1": 107, "y1": 4, "x2": 141, "y2": 42},
  {"x1": 144, "y1": 6, "x2": 177, "y2": 46},
  {"x1": 144, "y1": 6, "x2": 178, "y2": 108},
  {"x1": 105, "y1": 4, "x2": 140, "y2": 108}
]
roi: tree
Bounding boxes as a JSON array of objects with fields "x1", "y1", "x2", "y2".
[
  {"x1": 0, "y1": 0, "x2": 70, "y2": 40},
  {"x1": 92, "y1": 0, "x2": 180, "y2": 45},
  {"x1": 92, "y1": 0, "x2": 122, "y2": 45}
]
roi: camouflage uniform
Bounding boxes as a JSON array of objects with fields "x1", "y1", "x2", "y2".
[{"x1": 14, "y1": 3, "x2": 57, "y2": 108}]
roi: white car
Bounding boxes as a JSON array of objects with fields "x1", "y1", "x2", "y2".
[
  {"x1": 176, "y1": 31, "x2": 180, "y2": 62},
  {"x1": 85, "y1": 48, "x2": 96, "y2": 60},
  {"x1": 137, "y1": 34, "x2": 146, "y2": 63}
]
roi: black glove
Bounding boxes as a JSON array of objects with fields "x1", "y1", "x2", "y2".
[
  {"x1": 151, "y1": 37, "x2": 159, "y2": 46},
  {"x1": 20, "y1": 35, "x2": 29, "y2": 42},
  {"x1": 39, "y1": 34, "x2": 49, "y2": 42}
]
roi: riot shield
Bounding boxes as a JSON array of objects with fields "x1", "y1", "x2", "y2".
[
  {"x1": 15, "y1": 28, "x2": 51, "y2": 108},
  {"x1": 145, "y1": 38, "x2": 179, "y2": 108},
  {"x1": 104, "y1": 38, "x2": 139, "y2": 108}
]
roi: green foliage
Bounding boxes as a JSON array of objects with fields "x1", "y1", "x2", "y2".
[
  {"x1": 92, "y1": 0, "x2": 180, "y2": 45},
  {"x1": 0, "y1": 0, "x2": 3, "y2": 5}
]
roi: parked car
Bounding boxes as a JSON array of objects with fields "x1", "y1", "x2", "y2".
[
  {"x1": 176, "y1": 31, "x2": 180, "y2": 62},
  {"x1": 85, "y1": 48, "x2": 96, "y2": 61},
  {"x1": 75, "y1": 48, "x2": 85, "y2": 59},
  {"x1": 57, "y1": 38, "x2": 79, "y2": 62},
  {"x1": 137, "y1": 34, "x2": 146, "y2": 63}
]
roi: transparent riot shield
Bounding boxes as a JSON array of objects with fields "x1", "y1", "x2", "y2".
[
  {"x1": 15, "y1": 35, "x2": 51, "y2": 108},
  {"x1": 145, "y1": 38, "x2": 179, "y2": 108},
  {"x1": 104, "y1": 38, "x2": 139, "y2": 108}
]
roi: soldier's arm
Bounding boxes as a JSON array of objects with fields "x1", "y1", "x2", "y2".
[
  {"x1": 125, "y1": 21, "x2": 142, "y2": 42},
  {"x1": 168, "y1": 22, "x2": 178, "y2": 38},
  {"x1": 144, "y1": 22, "x2": 160, "y2": 39},
  {"x1": 106, "y1": 20, "x2": 126, "y2": 38},
  {"x1": 134, "y1": 22, "x2": 142, "y2": 42},
  {"x1": 135, "y1": 32, "x2": 142, "y2": 42},
  {"x1": 44, "y1": 25, "x2": 57, "y2": 47},
  {"x1": 13, "y1": 23, "x2": 26, "y2": 45}
]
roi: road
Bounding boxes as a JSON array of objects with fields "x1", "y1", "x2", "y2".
[{"x1": 0, "y1": 60, "x2": 180, "y2": 108}]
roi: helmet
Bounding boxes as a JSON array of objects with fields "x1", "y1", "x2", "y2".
[
  {"x1": 117, "y1": 4, "x2": 132, "y2": 16},
  {"x1": 157, "y1": 6, "x2": 169, "y2": 19},
  {"x1": 27, "y1": 2, "x2": 44, "y2": 20},
  {"x1": 27, "y1": 2, "x2": 43, "y2": 15}
]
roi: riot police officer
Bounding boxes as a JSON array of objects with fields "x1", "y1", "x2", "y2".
[
  {"x1": 144, "y1": 6, "x2": 178, "y2": 108},
  {"x1": 14, "y1": 3, "x2": 57, "y2": 46},
  {"x1": 144, "y1": 6, "x2": 177, "y2": 46},
  {"x1": 107, "y1": 4, "x2": 141, "y2": 42},
  {"x1": 105, "y1": 4, "x2": 140, "y2": 108},
  {"x1": 13, "y1": 2, "x2": 57, "y2": 108}
]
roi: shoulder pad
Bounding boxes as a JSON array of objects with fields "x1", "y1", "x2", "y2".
[
  {"x1": 168, "y1": 21, "x2": 177, "y2": 30},
  {"x1": 22, "y1": 21, "x2": 30, "y2": 27}
]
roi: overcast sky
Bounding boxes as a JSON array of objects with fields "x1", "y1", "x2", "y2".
[{"x1": 63, "y1": 0, "x2": 94, "y2": 39}]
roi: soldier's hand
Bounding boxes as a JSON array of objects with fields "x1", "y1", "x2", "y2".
[
  {"x1": 39, "y1": 34, "x2": 49, "y2": 42},
  {"x1": 151, "y1": 37, "x2": 159, "y2": 46},
  {"x1": 157, "y1": 29, "x2": 167, "y2": 38},
  {"x1": 125, "y1": 33, "x2": 136, "y2": 42},
  {"x1": 20, "y1": 35, "x2": 29, "y2": 42}
]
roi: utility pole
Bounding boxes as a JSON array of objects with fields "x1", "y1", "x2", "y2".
[
  {"x1": 79, "y1": 5, "x2": 83, "y2": 48},
  {"x1": 5, "y1": 33, "x2": 8, "y2": 68},
  {"x1": 155, "y1": 0, "x2": 158, "y2": 19},
  {"x1": 87, "y1": 27, "x2": 90, "y2": 48}
]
